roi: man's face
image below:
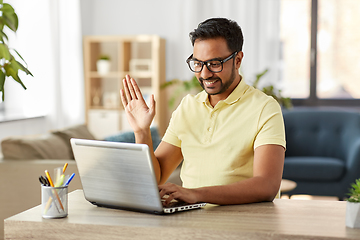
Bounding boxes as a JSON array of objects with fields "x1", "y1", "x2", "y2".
[{"x1": 192, "y1": 37, "x2": 241, "y2": 97}]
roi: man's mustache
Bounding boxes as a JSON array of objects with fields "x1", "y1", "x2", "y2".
[{"x1": 199, "y1": 77, "x2": 221, "y2": 82}]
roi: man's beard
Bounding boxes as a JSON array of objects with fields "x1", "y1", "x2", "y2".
[{"x1": 199, "y1": 64, "x2": 237, "y2": 95}]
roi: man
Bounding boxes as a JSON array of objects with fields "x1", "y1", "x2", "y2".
[{"x1": 120, "y1": 18, "x2": 286, "y2": 206}]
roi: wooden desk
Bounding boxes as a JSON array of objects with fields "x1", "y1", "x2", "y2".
[{"x1": 4, "y1": 190, "x2": 360, "y2": 240}]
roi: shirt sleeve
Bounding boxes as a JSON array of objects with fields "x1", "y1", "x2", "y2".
[
  {"x1": 254, "y1": 98, "x2": 286, "y2": 150},
  {"x1": 162, "y1": 105, "x2": 182, "y2": 148}
]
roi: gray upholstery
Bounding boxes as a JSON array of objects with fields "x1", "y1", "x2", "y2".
[{"x1": 282, "y1": 108, "x2": 360, "y2": 199}]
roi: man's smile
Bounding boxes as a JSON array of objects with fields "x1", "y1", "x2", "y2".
[{"x1": 200, "y1": 77, "x2": 221, "y2": 88}]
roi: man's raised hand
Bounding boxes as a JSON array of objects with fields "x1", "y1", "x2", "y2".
[{"x1": 120, "y1": 75, "x2": 156, "y2": 132}]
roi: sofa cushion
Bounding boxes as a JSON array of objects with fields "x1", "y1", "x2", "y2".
[
  {"x1": 1, "y1": 133, "x2": 73, "y2": 160},
  {"x1": 283, "y1": 156, "x2": 345, "y2": 181},
  {"x1": 52, "y1": 124, "x2": 96, "y2": 158},
  {"x1": 104, "y1": 127, "x2": 161, "y2": 151}
]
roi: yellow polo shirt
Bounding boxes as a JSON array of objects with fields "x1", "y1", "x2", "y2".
[{"x1": 162, "y1": 79, "x2": 286, "y2": 188}]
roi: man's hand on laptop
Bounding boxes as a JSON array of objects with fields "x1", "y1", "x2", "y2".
[{"x1": 159, "y1": 183, "x2": 199, "y2": 206}]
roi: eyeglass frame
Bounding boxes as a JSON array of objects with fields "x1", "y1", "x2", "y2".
[{"x1": 186, "y1": 51, "x2": 238, "y2": 73}]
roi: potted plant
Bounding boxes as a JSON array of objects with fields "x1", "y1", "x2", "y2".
[
  {"x1": 96, "y1": 54, "x2": 111, "y2": 76},
  {"x1": 252, "y1": 69, "x2": 292, "y2": 109},
  {"x1": 161, "y1": 75, "x2": 202, "y2": 110},
  {"x1": 346, "y1": 178, "x2": 360, "y2": 228},
  {"x1": 0, "y1": 1, "x2": 33, "y2": 101}
]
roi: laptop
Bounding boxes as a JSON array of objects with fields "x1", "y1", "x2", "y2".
[{"x1": 70, "y1": 138, "x2": 206, "y2": 214}]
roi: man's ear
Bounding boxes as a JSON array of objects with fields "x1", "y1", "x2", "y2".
[{"x1": 235, "y1": 51, "x2": 244, "y2": 69}]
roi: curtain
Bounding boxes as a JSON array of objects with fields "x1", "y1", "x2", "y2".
[
  {"x1": 3, "y1": 0, "x2": 84, "y2": 130},
  {"x1": 49, "y1": 0, "x2": 85, "y2": 129}
]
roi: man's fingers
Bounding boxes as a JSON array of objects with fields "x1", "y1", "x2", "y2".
[
  {"x1": 164, "y1": 194, "x2": 175, "y2": 205},
  {"x1": 149, "y1": 94, "x2": 156, "y2": 114},
  {"x1": 120, "y1": 89, "x2": 128, "y2": 109},
  {"x1": 126, "y1": 76, "x2": 137, "y2": 100},
  {"x1": 159, "y1": 186, "x2": 170, "y2": 198},
  {"x1": 131, "y1": 78, "x2": 144, "y2": 100},
  {"x1": 122, "y1": 78, "x2": 132, "y2": 102},
  {"x1": 159, "y1": 183, "x2": 181, "y2": 204}
]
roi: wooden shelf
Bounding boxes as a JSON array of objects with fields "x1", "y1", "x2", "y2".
[{"x1": 83, "y1": 35, "x2": 166, "y2": 139}]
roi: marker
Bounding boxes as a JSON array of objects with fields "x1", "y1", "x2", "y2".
[
  {"x1": 64, "y1": 173, "x2": 75, "y2": 186},
  {"x1": 55, "y1": 174, "x2": 65, "y2": 187}
]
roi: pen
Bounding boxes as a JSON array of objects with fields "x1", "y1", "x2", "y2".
[
  {"x1": 63, "y1": 173, "x2": 75, "y2": 186},
  {"x1": 45, "y1": 170, "x2": 64, "y2": 211}
]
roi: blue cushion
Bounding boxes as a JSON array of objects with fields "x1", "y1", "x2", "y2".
[
  {"x1": 283, "y1": 156, "x2": 345, "y2": 181},
  {"x1": 104, "y1": 127, "x2": 161, "y2": 151}
]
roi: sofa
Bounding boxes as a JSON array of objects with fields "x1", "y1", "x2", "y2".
[
  {"x1": 0, "y1": 125, "x2": 180, "y2": 240},
  {"x1": 282, "y1": 108, "x2": 360, "y2": 199}
]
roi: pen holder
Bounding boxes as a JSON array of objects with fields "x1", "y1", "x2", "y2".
[{"x1": 41, "y1": 185, "x2": 68, "y2": 219}]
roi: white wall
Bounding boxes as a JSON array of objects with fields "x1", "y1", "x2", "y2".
[{"x1": 80, "y1": 0, "x2": 281, "y2": 84}]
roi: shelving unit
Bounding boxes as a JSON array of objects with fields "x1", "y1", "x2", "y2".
[{"x1": 83, "y1": 35, "x2": 166, "y2": 139}]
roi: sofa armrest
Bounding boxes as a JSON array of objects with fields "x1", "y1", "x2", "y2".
[{"x1": 346, "y1": 138, "x2": 360, "y2": 173}]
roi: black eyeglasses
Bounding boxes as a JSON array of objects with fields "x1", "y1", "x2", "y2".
[{"x1": 186, "y1": 52, "x2": 237, "y2": 73}]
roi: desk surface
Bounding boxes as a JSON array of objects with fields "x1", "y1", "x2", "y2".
[{"x1": 5, "y1": 190, "x2": 360, "y2": 240}]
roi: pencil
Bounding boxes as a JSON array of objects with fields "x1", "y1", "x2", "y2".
[
  {"x1": 45, "y1": 170, "x2": 54, "y2": 187},
  {"x1": 62, "y1": 163, "x2": 68, "y2": 174},
  {"x1": 45, "y1": 170, "x2": 64, "y2": 211}
]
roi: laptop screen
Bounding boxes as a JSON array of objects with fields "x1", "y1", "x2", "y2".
[{"x1": 71, "y1": 138, "x2": 163, "y2": 212}]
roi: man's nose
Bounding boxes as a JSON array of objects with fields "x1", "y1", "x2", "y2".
[{"x1": 200, "y1": 64, "x2": 214, "y2": 79}]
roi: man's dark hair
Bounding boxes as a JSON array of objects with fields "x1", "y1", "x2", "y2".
[{"x1": 189, "y1": 18, "x2": 244, "y2": 52}]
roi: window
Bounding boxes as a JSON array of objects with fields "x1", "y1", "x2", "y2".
[{"x1": 280, "y1": 0, "x2": 360, "y2": 106}]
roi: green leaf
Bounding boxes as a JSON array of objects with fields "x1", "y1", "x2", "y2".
[
  {"x1": 347, "y1": 178, "x2": 360, "y2": 202},
  {"x1": 253, "y1": 69, "x2": 268, "y2": 89},
  {"x1": 0, "y1": 70, "x2": 5, "y2": 91},
  {"x1": 0, "y1": 42, "x2": 10, "y2": 60},
  {"x1": 0, "y1": 30, "x2": 9, "y2": 42},
  {"x1": 1, "y1": 3, "x2": 14, "y2": 13},
  {"x1": 1, "y1": 3, "x2": 18, "y2": 32},
  {"x1": 4, "y1": 59, "x2": 27, "y2": 90},
  {"x1": 0, "y1": 70, "x2": 5, "y2": 101},
  {"x1": 0, "y1": 21, "x2": 4, "y2": 31},
  {"x1": 12, "y1": 49, "x2": 27, "y2": 65},
  {"x1": 16, "y1": 60, "x2": 33, "y2": 76}
]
